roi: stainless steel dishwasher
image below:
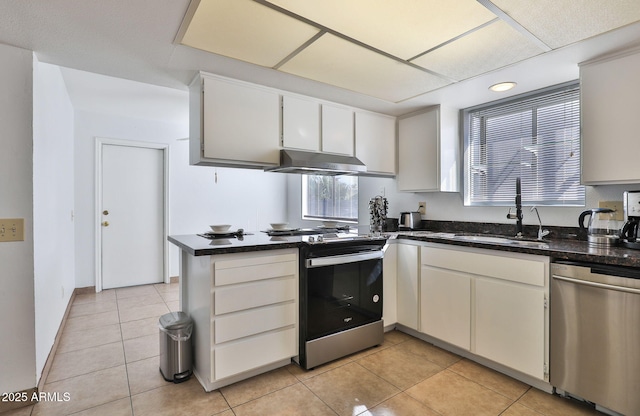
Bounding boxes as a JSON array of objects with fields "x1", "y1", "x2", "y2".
[{"x1": 550, "y1": 261, "x2": 640, "y2": 416}]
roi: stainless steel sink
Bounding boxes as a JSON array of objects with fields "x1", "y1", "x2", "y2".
[
  {"x1": 453, "y1": 234, "x2": 549, "y2": 248},
  {"x1": 453, "y1": 235, "x2": 513, "y2": 244}
]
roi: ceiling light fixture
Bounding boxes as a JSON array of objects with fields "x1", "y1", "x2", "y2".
[{"x1": 489, "y1": 81, "x2": 517, "y2": 92}]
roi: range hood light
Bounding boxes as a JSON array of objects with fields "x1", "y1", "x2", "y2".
[{"x1": 489, "y1": 81, "x2": 517, "y2": 92}]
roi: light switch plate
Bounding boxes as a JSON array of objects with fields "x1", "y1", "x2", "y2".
[
  {"x1": 0, "y1": 218, "x2": 25, "y2": 242},
  {"x1": 418, "y1": 202, "x2": 426, "y2": 215},
  {"x1": 598, "y1": 201, "x2": 624, "y2": 221}
]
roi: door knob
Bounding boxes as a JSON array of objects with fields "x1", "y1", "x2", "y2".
[
  {"x1": 102, "y1": 221, "x2": 110, "y2": 227},
  {"x1": 103, "y1": 210, "x2": 109, "y2": 215}
]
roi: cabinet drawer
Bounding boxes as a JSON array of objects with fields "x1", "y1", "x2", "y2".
[
  {"x1": 214, "y1": 256, "x2": 296, "y2": 286},
  {"x1": 214, "y1": 327, "x2": 297, "y2": 380},
  {"x1": 215, "y1": 302, "x2": 296, "y2": 343},
  {"x1": 214, "y1": 276, "x2": 296, "y2": 315},
  {"x1": 421, "y1": 246, "x2": 545, "y2": 287}
]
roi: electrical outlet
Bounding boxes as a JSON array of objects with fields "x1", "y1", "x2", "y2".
[
  {"x1": 599, "y1": 201, "x2": 624, "y2": 221},
  {"x1": 418, "y1": 202, "x2": 426, "y2": 215},
  {"x1": 0, "y1": 218, "x2": 25, "y2": 242}
]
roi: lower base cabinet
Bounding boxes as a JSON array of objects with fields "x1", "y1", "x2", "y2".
[
  {"x1": 396, "y1": 243, "x2": 419, "y2": 330},
  {"x1": 182, "y1": 248, "x2": 299, "y2": 391},
  {"x1": 475, "y1": 277, "x2": 545, "y2": 379},
  {"x1": 419, "y1": 244, "x2": 549, "y2": 381},
  {"x1": 420, "y1": 266, "x2": 471, "y2": 350}
]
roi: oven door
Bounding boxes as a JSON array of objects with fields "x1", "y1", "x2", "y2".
[{"x1": 304, "y1": 251, "x2": 383, "y2": 341}]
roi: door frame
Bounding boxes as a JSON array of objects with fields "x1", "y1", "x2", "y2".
[{"x1": 95, "y1": 137, "x2": 170, "y2": 292}]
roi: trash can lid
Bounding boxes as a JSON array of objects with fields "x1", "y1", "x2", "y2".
[{"x1": 159, "y1": 311, "x2": 192, "y2": 330}]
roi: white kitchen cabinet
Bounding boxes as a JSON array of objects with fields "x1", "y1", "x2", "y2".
[
  {"x1": 418, "y1": 244, "x2": 549, "y2": 381},
  {"x1": 475, "y1": 277, "x2": 545, "y2": 380},
  {"x1": 281, "y1": 97, "x2": 355, "y2": 156},
  {"x1": 580, "y1": 47, "x2": 640, "y2": 184},
  {"x1": 189, "y1": 72, "x2": 280, "y2": 168},
  {"x1": 281, "y1": 95, "x2": 320, "y2": 152},
  {"x1": 183, "y1": 249, "x2": 298, "y2": 391},
  {"x1": 420, "y1": 265, "x2": 471, "y2": 350},
  {"x1": 398, "y1": 107, "x2": 439, "y2": 191},
  {"x1": 321, "y1": 104, "x2": 354, "y2": 155},
  {"x1": 355, "y1": 111, "x2": 396, "y2": 176},
  {"x1": 382, "y1": 242, "x2": 397, "y2": 327},
  {"x1": 396, "y1": 243, "x2": 419, "y2": 330},
  {"x1": 397, "y1": 105, "x2": 459, "y2": 192}
]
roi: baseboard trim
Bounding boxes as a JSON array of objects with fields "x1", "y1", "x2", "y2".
[{"x1": 37, "y1": 288, "x2": 78, "y2": 393}]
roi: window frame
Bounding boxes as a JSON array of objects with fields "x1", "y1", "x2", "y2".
[
  {"x1": 301, "y1": 174, "x2": 359, "y2": 223},
  {"x1": 462, "y1": 81, "x2": 585, "y2": 207}
]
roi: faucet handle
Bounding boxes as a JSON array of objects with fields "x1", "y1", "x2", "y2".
[{"x1": 507, "y1": 207, "x2": 518, "y2": 220}]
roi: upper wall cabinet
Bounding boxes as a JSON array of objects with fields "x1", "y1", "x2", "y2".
[
  {"x1": 581, "y1": 47, "x2": 640, "y2": 185},
  {"x1": 397, "y1": 105, "x2": 459, "y2": 192},
  {"x1": 321, "y1": 104, "x2": 354, "y2": 156},
  {"x1": 355, "y1": 111, "x2": 396, "y2": 176},
  {"x1": 281, "y1": 96, "x2": 354, "y2": 156},
  {"x1": 281, "y1": 95, "x2": 321, "y2": 152},
  {"x1": 190, "y1": 73, "x2": 280, "y2": 168}
]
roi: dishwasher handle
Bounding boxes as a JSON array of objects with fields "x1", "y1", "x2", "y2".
[{"x1": 553, "y1": 275, "x2": 640, "y2": 295}]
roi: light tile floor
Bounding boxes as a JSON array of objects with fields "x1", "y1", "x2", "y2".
[{"x1": 6, "y1": 283, "x2": 604, "y2": 416}]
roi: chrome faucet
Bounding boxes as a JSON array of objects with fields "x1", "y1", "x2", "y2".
[
  {"x1": 530, "y1": 206, "x2": 550, "y2": 240},
  {"x1": 506, "y1": 177, "x2": 523, "y2": 237}
]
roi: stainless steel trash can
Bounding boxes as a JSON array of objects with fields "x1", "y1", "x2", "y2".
[{"x1": 159, "y1": 312, "x2": 193, "y2": 383}]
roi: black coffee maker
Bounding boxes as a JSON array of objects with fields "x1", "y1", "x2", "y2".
[{"x1": 620, "y1": 190, "x2": 640, "y2": 249}]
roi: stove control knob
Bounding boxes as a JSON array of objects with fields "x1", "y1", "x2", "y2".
[
  {"x1": 317, "y1": 235, "x2": 324, "y2": 242},
  {"x1": 308, "y1": 236, "x2": 315, "y2": 242}
]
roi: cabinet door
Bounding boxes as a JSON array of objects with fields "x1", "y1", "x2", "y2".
[
  {"x1": 398, "y1": 108, "x2": 439, "y2": 191},
  {"x1": 355, "y1": 111, "x2": 396, "y2": 175},
  {"x1": 396, "y1": 244, "x2": 419, "y2": 330},
  {"x1": 322, "y1": 104, "x2": 354, "y2": 155},
  {"x1": 282, "y1": 95, "x2": 320, "y2": 152},
  {"x1": 382, "y1": 243, "x2": 397, "y2": 326},
  {"x1": 420, "y1": 266, "x2": 471, "y2": 350},
  {"x1": 581, "y1": 50, "x2": 640, "y2": 184},
  {"x1": 475, "y1": 277, "x2": 545, "y2": 379},
  {"x1": 203, "y1": 76, "x2": 280, "y2": 166}
]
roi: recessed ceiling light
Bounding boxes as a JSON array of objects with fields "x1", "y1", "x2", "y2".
[{"x1": 489, "y1": 82, "x2": 517, "y2": 92}]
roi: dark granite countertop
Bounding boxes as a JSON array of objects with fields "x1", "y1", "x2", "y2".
[
  {"x1": 168, "y1": 233, "x2": 302, "y2": 256},
  {"x1": 394, "y1": 232, "x2": 640, "y2": 268},
  {"x1": 168, "y1": 225, "x2": 640, "y2": 268}
]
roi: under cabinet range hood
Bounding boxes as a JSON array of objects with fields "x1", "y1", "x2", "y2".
[{"x1": 265, "y1": 149, "x2": 367, "y2": 175}]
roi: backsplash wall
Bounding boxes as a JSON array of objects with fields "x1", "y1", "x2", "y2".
[{"x1": 359, "y1": 176, "x2": 640, "y2": 229}]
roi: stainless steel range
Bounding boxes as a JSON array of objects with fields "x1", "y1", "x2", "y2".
[{"x1": 293, "y1": 230, "x2": 387, "y2": 369}]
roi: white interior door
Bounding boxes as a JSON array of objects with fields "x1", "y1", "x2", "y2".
[{"x1": 100, "y1": 143, "x2": 165, "y2": 289}]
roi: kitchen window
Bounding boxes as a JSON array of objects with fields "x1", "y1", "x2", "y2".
[
  {"x1": 463, "y1": 81, "x2": 584, "y2": 207},
  {"x1": 302, "y1": 175, "x2": 358, "y2": 223}
]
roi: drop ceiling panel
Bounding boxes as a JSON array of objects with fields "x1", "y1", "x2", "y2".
[
  {"x1": 491, "y1": 0, "x2": 640, "y2": 49},
  {"x1": 180, "y1": 0, "x2": 320, "y2": 67},
  {"x1": 269, "y1": 0, "x2": 497, "y2": 59},
  {"x1": 412, "y1": 21, "x2": 545, "y2": 82},
  {"x1": 279, "y1": 33, "x2": 450, "y2": 103}
]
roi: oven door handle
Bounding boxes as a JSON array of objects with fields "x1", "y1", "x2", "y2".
[{"x1": 306, "y1": 251, "x2": 383, "y2": 268}]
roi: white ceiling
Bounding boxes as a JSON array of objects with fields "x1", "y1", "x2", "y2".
[{"x1": 1, "y1": 0, "x2": 640, "y2": 116}]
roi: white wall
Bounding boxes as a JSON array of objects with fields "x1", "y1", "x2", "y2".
[
  {"x1": 73, "y1": 109, "x2": 288, "y2": 287},
  {"x1": 33, "y1": 60, "x2": 75, "y2": 380},
  {"x1": 74, "y1": 110, "x2": 186, "y2": 288},
  {"x1": 0, "y1": 44, "x2": 36, "y2": 393}
]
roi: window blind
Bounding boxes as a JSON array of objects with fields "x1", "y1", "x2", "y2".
[{"x1": 464, "y1": 82, "x2": 584, "y2": 207}]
